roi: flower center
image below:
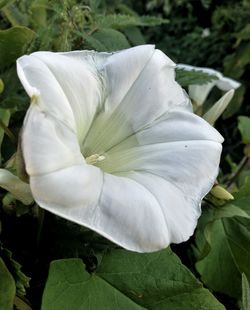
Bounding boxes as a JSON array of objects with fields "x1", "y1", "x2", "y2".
[{"x1": 85, "y1": 153, "x2": 105, "y2": 165}]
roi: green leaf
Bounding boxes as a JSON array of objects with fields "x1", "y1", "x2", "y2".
[
  {"x1": 242, "y1": 273, "x2": 250, "y2": 310},
  {"x1": 236, "y1": 23, "x2": 250, "y2": 41},
  {"x1": 91, "y1": 28, "x2": 130, "y2": 51},
  {"x1": 0, "y1": 79, "x2": 4, "y2": 93},
  {"x1": 0, "y1": 95, "x2": 29, "y2": 110},
  {"x1": 225, "y1": 177, "x2": 250, "y2": 216},
  {"x1": 196, "y1": 217, "x2": 250, "y2": 298},
  {"x1": 96, "y1": 14, "x2": 167, "y2": 29},
  {"x1": 1, "y1": 3, "x2": 29, "y2": 26},
  {"x1": 41, "y1": 259, "x2": 145, "y2": 310},
  {"x1": 81, "y1": 32, "x2": 106, "y2": 51},
  {"x1": 223, "y1": 84, "x2": 245, "y2": 119},
  {"x1": 195, "y1": 179, "x2": 250, "y2": 298},
  {"x1": 0, "y1": 26, "x2": 35, "y2": 71},
  {"x1": 123, "y1": 26, "x2": 145, "y2": 45},
  {"x1": 0, "y1": 0, "x2": 14, "y2": 10},
  {"x1": 0, "y1": 257, "x2": 15, "y2": 310},
  {"x1": 238, "y1": 116, "x2": 250, "y2": 144},
  {"x1": 224, "y1": 43, "x2": 250, "y2": 79},
  {"x1": 139, "y1": 15, "x2": 169, "y2": 26},
  {"x1": 175, "y1": 68, "x2": 218, "y2": 87},
  {"x1": 96, "y1": 248, "x2": 224, "y2": 310},
  {"x1": 42, "y1": 249, "x2": 224, "y2": 310},
  {"x1": 0, "y1": 108, "x2": 11, "y2": 155},
  {"x1": 1, "y1": 246, "x2": 30, "y2": 296}
]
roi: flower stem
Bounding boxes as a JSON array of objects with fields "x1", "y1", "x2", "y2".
[
  {"x1": 226, "y1": 156, "x2": 250, "y2": 188},
  {"x1": 0, "y1": 119, "x2": 16, "y2": 144}
]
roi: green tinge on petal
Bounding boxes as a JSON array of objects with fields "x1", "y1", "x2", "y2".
[
  {"x1": 0, "y1": 169, "x2": 33, "y2": 205},
  {"x1": 203, "y1": 90, "x2": 234, "y2": 125}
]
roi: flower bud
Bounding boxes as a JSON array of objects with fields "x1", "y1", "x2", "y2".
[{"x1": 211, "y1": 185, "x2": 234, "y2": 201}]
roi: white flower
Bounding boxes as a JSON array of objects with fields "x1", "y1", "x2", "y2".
[
  {"x1": 16, "y1": 45, "x2": 223, "y2": 252},
  {"x1": 177, "y1": 64, "x2": 241, "y2": 107}
]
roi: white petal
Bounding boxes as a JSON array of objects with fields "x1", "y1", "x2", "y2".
[
  {"x1": 177, "y1": 64, "x2": 241, "y2": 106},
  {"x1": 82, "y1": 48, "x2": 191, "y2": 156},
  {"x1": 90, "y1": 173, "x2": 170, "y2": 252},
  {"x1": 121, "y1": 171, "x2": 200, "y2": 245},
  {"x1": 17, "y1": 51, "x2": 103, "y2": 142},
  {"x1": 216, "y1": 77, "x2": 241, "y2": 91},
  {"x1": 22, "y1": 105, "x2": 84, "y2": 176},
  {"x1": 0, "y1": 169, "x2": 33, "y2": 205},
  {"x1": 188, "y1": 83, "x2": 216, "y2": 106},
  {"x1": 17, "y1": 55, "x2": 76, "y2": 133},
  {"x1": 99, "y1": 140, "x2": 222, "y2": 198},
  {"x1": 30, "y1": 164, "x2": 103, "y2": 217}
]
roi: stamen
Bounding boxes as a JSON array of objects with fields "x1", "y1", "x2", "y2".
[{"x1": 86, "y1": 154, "x2": 105, "y2": 165}]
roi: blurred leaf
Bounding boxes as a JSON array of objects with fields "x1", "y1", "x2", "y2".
[
  {"x1": 0, "y1": 95, "x2": 29, "y2": 110},
  {"x1": 123, "y1": 26, "x2": 145, "y2": 45},
  {"x1": 209, "y1": 177, "x2": 250, "y2": 219},
  {"x1": 89, "y1": 0, "x2": 102, "y2": 12},
  {"x1": 91, "y1": 28, "x2": 130, "y2": 51},
  {"x1": 224, "y1": 43, "x2": 250, "y2": 79},
  {"x1": 14, "y1": 296, "x2": 32, "y2": 310},
  {"x1": 29, "y1": 0, "x2": 48, "y2": 30},
  {"x1": 236, "y1": 23, "x2": 250, "y2": 41},
  {"x1": 0, "y1": 26, "x2": 35, "y2": 71},
  {"x1": 238, "y1": 170, "x2": 250, "y2": 187},
  {"x1": 0, "y1": 79, "x2": 4, "y2": 93},
  {"x1": 223, "y1": 85, "x2": 245, "y2": 119},
  {"x1": 227, "y1": 177, "x2": 250, "y2": 215},
  {"x1": 0, "y1": 108, "x2": 11, "y2": 152},
  {"x1": 1, "y1": 246, "x2": 30, "y2": 296},
  {"x1": 1, "y1": 3, "x2": 29, "y2": 26},
  {"x1": 139, "y1": 15, "x2": 169, "y2": 26},
  {"x1": 96, "y1": 14, "x2": 168, "y2": 29},
  {"x1": 0, "y1": 0, "x2": 14, "y2": 10},
  {"x1": 242, "y1": 273, "x2": 250, "y2": 310},
  {"x1": 175, "y1": 68, "x2": 218, "y2": 87},
  {"x1": 238, "y1": 116, "x2": 250, "y2": 144},
  {"x1": 0, "y1": 257, "x2": 15, "y2": 310},
  {"x1": 81, "y1": 32, "x2": 106, "y2": 51},
  {"x1": 213, "y1": 204, "x2": 249, "y2": 219},
  {"x1": 42, "y1": 249, "x2": 224, "y2": 310}
]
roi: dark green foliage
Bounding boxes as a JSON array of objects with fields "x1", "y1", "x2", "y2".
[
  {"x1": 41, "y1": 249, "x2": 224, "y2": 310},
  {"x1": 176, "y1": 68, "x2": 218, "y2": 87},
  {"x1": 0, "y1": 257, "x2": 15, "y2": 310}
]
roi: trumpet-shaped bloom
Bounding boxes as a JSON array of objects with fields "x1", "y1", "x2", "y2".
[
  {"x1": 177, "y1": 64, "x2": 241, "y2": 106},
  {"x1": 17, "y1": 45, "x2": 223, "y2": 252}
]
